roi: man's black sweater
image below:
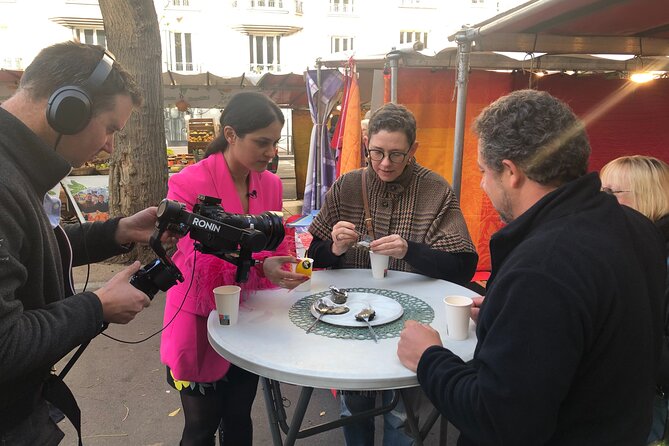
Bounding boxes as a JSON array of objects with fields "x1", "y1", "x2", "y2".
[
  {"x1": 417, "y1": 173, "x2": 666, "y2": 445},
  {"x1": 0, "y1": 108, "x2": 131, "y2": 428}
]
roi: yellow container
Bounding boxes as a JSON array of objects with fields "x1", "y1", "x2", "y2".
[{"x1": 294, "y1": 258, "x2": 313, "y2": 277}]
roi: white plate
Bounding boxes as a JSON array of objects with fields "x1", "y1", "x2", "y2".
[{"x1": 309, "y1": 292, "x2": 404, "y2": 327}]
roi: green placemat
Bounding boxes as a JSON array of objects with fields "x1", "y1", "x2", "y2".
[{"x1": 289, "y1": 287, "x2": 434, "y2": 340}]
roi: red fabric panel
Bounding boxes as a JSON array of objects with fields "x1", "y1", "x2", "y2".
[{"x1": 536, "y1": 74, "x2": 669, "y2": 170}]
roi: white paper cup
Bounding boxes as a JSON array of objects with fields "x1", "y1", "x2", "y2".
[
  {"x1": 369, "y1": 251, "x2": 389, "y2": 279},
  {"x1": 444, "y1": 295, "x2": 473, "y2": 340},
  {"x1": 213, "y1": 285, "x2": 241, "y2": 326}
]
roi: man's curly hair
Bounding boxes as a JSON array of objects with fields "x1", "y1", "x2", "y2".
[{"x1": 474, "y1": 89, "x2": 591, "y2": 186}]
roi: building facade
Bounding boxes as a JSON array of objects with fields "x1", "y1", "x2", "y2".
[{"x1": 0, "y1": 0, "x2": 525, "y2": 76}]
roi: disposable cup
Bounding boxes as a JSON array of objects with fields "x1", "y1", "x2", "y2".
[
  {"x1": 213, "y1": 285, "x2": 241, "y2": 326},
  {"x1": 369, "y1": 251, "x2": 389, "y2": 279},
  {"x1": 444, "y1": 295, "x2": 473, "y2": 340}
]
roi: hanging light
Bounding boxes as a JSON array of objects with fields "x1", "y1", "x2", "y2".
[
  {"x1": 175, "y1": 93, "x2": 190, "y2": 112},
  {"x1": 630, "y1": 72, "x2": 659, "y2": 83}
]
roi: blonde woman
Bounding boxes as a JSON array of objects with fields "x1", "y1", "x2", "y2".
[{"x1": 601, "y1": 155, "x2": 669, "y2": 445}]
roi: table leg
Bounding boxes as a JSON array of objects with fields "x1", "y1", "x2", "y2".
[
  {"x1": 262, "y1": 377, "x2": 285, "y2": 446},
  {"x1": 400, "y1": 388, "x2": 424, "y2": 446},
  {"x1": 261, "y1": 379, "x2": 408, "y2": 445},
  {"x1": 283, "y1": 386, "x2": 313, "y2": 446}
]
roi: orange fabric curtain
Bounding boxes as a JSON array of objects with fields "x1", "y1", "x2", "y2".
[
  {"x1": 397, "y1": 68, "x2": 513, "y2": 271},
  {"x1": 339, "y1": 69, "x2": 362, "y2": 175}
]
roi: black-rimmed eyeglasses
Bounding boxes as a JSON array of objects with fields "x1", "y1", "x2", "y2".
[
  {"x1": 601, "y1": 187, "x2": 631, "y2": 195},
  {"x1": 367, "y1": 148, "x2": 410, "y2": 164}
]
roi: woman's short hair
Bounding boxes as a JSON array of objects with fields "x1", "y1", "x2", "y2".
[
  {"x1": 205, "y1": 91, "x2": 284, "y2": 157},
  {"x1": 600, "y1": 155, "x2": 669, "y2": 222},
  {"x1": 367, "y1": 103, "x2": 416, "y2": 147}
]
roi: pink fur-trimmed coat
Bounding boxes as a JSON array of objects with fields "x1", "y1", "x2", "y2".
[{"x1": 160, "y1": 152, "x2": 287, "y2": 382}]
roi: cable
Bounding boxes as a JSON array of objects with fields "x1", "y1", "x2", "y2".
[
  {"x1": 101, "y1": 250, "x2": 197, "y2": 344},
  {"x1": 59, "y1": 180, "x2": 92, "y2": 293},
  {"x1": 54, "y1": 133, "x2": 63, "y2": 152},
  {"x1": 53, "y1": 124, "x2": 92, "y2": 294}
]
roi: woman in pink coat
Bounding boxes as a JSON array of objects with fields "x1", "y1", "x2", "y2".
[{"x1": 161, "y1": 92, "x2": 306, "y2": 445}]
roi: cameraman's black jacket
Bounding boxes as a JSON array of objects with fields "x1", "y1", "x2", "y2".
[{"x1": 0, "y1": 108, "x2": 132, "y2": 430}]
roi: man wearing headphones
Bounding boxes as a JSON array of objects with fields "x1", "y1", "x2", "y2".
[{"x1": 0, "y1": 41, "x2": 159, "y2": 444}]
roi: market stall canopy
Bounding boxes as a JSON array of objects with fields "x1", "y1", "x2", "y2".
[
  {"x1": 162, "y1": 70, "x2": 260, "y2": 110},
  {"x1": 163, "y1": 70, "x2": 323, "y2": 109},
  {"x1": 440, "y1": 0, "x2": 669, "y2": 72},
  {"x1": 253, "y1": 72, "x2": 308, "y2": 108},
  {"x1": 320, "y1": 0, "x2": 669, "y2": 72},
  {"x1": 1, "y1": 68, "x2": 324, "y2": 109}
]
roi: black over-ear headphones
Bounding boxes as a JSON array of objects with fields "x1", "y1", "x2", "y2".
[{"x1": 46, "y1": 51, "x2": 115, "y2": 135}]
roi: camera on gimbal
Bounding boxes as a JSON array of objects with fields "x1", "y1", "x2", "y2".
[{"x1": 130, "y1": 195, "x2": 285, "y2": 299}]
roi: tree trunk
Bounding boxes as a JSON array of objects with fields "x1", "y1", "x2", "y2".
[{"x1": 99, "y1": 0, "x2": 167, "y2": 264}]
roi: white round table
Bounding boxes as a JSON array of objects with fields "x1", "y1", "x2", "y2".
[
  {"x1": 207, "y1": 269, "x2": 478, "y2": 391},
  {"x1": 207, "y1": 269, "x2": 479, "y2": 446}
]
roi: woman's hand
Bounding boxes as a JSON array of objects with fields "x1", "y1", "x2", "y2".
[
  {"x1": 263, "y1": 256, "x2": 309, "y2": 289},
  {"x1": 330, "y1": 221, "x2": 359, "y2": 256},
  {"x1": 369, "y1": 234, "x2": 408, "y2": 259}
]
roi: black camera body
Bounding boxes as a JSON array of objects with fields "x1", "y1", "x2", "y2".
[
  {"x1": 130, "y1": 195, "x2": 285, "y2": 299},
  {"x1": 129, "y1": 259, "x2": 183, "y2": 300}
]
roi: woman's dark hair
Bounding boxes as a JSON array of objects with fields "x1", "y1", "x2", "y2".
[
  {"x1": 204, "y1": 91, "x2": 284, "y2": 157},
  {"x1": 367, "y1": 103, "x2": 417, "y2": 147}
]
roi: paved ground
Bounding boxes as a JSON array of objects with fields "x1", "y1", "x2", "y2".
[{"x1": 55, "y1": 154, "x2": 460, "y2": 445}]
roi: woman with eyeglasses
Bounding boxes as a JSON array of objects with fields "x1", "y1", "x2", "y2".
[
  {"x1": 308, "y1": 103, "x2": 478, "y2": 446},
  {"x1": 601, "y1": 155, "x2": 669, "y2": 445}
]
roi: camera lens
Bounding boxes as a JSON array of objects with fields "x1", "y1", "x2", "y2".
[{"x1": 223, "y1": 211, "x2": 285, "y2": 251}]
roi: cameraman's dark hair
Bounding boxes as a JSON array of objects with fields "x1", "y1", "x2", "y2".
[
  {"x1": 205, "y1": 91, "x2": 284, "y2": 157},
  {"x1": 367, "y1": 103, "x2": 416, "y2": 146},
  {"x1": 474, "y1": 89, "x2": 590, "y2": 187},
  {"x1": 19, "y1": 41, "x2": 143, "y2": 113}
]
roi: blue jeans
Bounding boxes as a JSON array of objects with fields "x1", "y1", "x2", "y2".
[
  {"x1": 647, "y1": 394, "x2": 668, "y2": 445},
  {"x1": 340, "y1": 391, "x2": 414, "y2": 446}
]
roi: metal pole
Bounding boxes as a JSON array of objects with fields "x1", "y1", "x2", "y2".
[
  {"x1": 315, "y1": 59, "x2": 323, "y2": 209},
  {"x1": 452, "y1": 31, "x2": 472, "y2": 200},
  {"x1": 387, "y1": 51, "x2": 401, "y2": 104}
]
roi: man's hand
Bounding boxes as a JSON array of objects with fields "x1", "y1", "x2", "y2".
[
  {"x1": 115, "y1": 206, "x2": 179, "y2": 246},
  {"x1": 397, "y1": 320, "x2": 443, "y2": 372},
  {"x1": 263, "y1": 256, "x2": 309, "y2": 289},
  {"x1": 330, "y1": 221, "x2": 358, "y2": 256},
  {"x1": 94, "y1": 261, "x2": 150, "y2": 324},
  {"x1": 471, "y1": 296, "x2": 484, "y2": 324},
  {"x1": 369, "y1": 234, "x2": 408, "y2": 259}
]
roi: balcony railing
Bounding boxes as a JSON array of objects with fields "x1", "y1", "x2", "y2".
[
  {"x1": 329, "y1": 1, "x2": 354, "y2": 13},
  {"x1": 250, "y1": 63, "x2": 281, "y2": 73},
  {"x1": 165, "y1": 62, "x2": 199, "y2": 72},
  {"x1": 250, "y1": 0, "x2": 284, "y2": 8}
]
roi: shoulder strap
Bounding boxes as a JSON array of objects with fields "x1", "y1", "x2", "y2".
[
  {"x1": 361, "y1": 170, "x2": 375, "y2": 239},
  {"x1": 43, "y1": 374, "x2": 83, "y2": 446}
]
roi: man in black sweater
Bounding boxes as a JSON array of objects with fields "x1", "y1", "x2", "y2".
[
  {"x1": 398, "y1": 90, "x2": 667, "y2": 445},
  {"x1": 0, "y1": 42, "x2": 164, "y2": 445}
]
